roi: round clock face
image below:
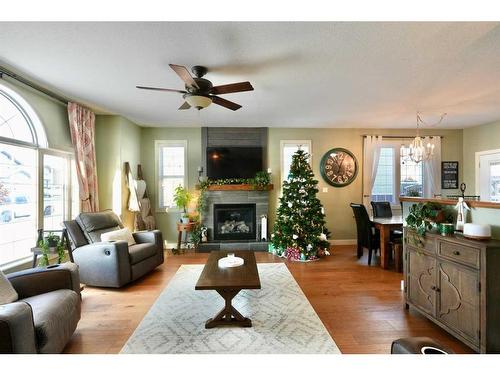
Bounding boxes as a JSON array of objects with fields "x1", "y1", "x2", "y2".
[{"x1": 320, "y1": 148, "x2": 358, "y2": 187}]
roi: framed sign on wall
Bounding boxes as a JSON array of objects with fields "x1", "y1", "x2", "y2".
[{"x1": 441, "y1": 161, "x2": 459, "y2": 189}]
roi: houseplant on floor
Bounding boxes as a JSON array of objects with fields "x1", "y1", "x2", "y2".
[{"x1": 173, "y1": 185, "x2": 192, "y2": 223}]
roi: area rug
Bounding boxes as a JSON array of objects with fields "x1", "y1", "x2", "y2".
[{"x1": 120, "y1": 263, "x2": 340, "y2": 354}]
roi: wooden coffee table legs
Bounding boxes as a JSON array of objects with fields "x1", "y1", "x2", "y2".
[{"x1": 205, "y1": 289, "x2": 252, "y2": 329}]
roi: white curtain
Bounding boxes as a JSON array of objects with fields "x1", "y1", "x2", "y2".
[
  {"x1": 423, "y1": 136, "x2": 442, "y2": 198},
  {"x1": 362, "y1": 135, "x2": 383, "y2": 207}
]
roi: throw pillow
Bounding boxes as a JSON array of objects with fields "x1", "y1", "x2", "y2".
[
  {"x1": 101, "y1": 227, "x2": 136, "y2": 246},
  {"x1": 0, "y1": 270, "x2": 18, "y2": 305}
]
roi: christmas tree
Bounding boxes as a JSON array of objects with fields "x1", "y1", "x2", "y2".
[{"x1": 271, "y1": 148, "x2": 329, "y2": 261}]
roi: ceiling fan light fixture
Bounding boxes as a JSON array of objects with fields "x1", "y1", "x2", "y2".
[{"x1": 184, "y1": 94, "x2": 212, "y2": 110}]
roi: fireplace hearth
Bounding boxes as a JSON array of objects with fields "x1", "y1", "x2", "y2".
[{"x1": 213, "y1": 203, "x2": 256, "y2": 241}]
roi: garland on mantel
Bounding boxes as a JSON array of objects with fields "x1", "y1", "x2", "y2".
[{"x1": 199, "y1": 171, "x2": 271, "y2": 190}]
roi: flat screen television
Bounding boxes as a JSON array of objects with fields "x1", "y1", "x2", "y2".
[{"x1": 206, "y1": 146, "x2": 263, "y2": 179}]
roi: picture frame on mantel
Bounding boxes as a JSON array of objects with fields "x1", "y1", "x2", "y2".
[{"x1": 441, "y1": 161, "x2": 459, "y2": 189}]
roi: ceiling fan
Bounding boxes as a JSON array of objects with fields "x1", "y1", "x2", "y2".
[{"x1": 136, "y1": 64, "x2": 254, "y2": 111}]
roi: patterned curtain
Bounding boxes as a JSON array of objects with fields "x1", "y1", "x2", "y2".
[{"x1": 68, "y1": 102, "x2": 99, "y2": 212}]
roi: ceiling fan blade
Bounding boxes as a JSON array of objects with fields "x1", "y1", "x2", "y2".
[
  {"x1": 211, "y1": 81, "x2": 254, "y2": 95},
  {"x1": 136, "y1": 85, "x2": 186, "y2": 93},
  {"x1": 211, "y1": 96, "x2": 242, "y2": 111},
  {"x1": 169, "y1": 64, "x2": 199, "y2": 89},
  {"x1": 178, "y1": 102, "x2": 191, "y2": 110}
]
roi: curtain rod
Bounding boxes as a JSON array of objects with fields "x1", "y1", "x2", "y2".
[
  {"x1": 0, "y1": 65, "x2": 69, "y2": 105},
  {"x1": 362, "y1": 135, "x2": 443, "y2": 139}
]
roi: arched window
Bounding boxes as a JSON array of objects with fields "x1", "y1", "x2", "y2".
[
  {"x1": 0, "y1": 83, "x2": 47, "y2": 147},
  {"x1": 0, "y1": 83, "x2": 78, "y2": 267}
]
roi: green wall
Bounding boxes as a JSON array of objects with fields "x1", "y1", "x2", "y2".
[
  {"x1": 95, "y1": 115, "x2": 142, "y2": 230},
  {"x1": 140, "y1": 127, "x2": 202, "y2": 245},
  {"x1": 462, "y1": 120, "x2": 500, "y2": 190},
  {"x1": 268, "y1": 128, "x2": 463, "y2": 241},
  {"x1": 1, "y1": 78, "x2": 72, "y2": 152},
  {"x1": 133, "y1": 126, "x2": 462, "y2": 244}
]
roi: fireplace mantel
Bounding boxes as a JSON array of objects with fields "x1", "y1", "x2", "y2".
[{"x1": 197, "y1": 184, "x2": 273, "y2": 191}]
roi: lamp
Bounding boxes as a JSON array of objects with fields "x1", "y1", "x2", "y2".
[
  {"x1": 404, "y1": 112, "x2": 446, "y2": 164},
  {"x1": 184, "y1": 94, "x2": 212, "y2": 110}
]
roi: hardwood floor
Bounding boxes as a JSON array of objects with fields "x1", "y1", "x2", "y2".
[{"x1": 63, "y1": 245, "x2": 473, "y2": 354}]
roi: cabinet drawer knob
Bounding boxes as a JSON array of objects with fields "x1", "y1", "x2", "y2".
[
  {"x1": 431, "y1": 285, "x2": 436, "y2": 290},
  {"x1": 453, "y1": 250, "x2": 460, "y2": 256}
]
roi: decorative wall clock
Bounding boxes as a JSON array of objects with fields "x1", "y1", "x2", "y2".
[{"x1": 320, "y1": 148, "x2": 358, "y2": 187}]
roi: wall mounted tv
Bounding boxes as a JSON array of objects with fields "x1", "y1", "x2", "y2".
[{"x1": 206, "y1": 147, "x2": 263, "y2": 179}]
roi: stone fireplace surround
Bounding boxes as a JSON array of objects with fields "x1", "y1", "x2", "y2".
[
  {"x1": 198, "y1": 190, "x2": 269, "y2": 252},
  {"x1": 197, "y1": 126, "x2": 270, "y2": 252}
]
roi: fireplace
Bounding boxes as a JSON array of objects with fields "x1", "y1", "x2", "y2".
[{"x1": 213, "y1": 203, "x2": 256, "y2": 241}]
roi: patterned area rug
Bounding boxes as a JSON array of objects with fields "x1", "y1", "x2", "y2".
[{"x1": 121, "y1": 263, "x2": 340, "y2": 354}]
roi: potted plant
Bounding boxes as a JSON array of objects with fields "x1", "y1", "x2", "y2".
[
  {"x1": 37, "y1": 232, "x2": 65, "y2": 267},
  {"x1": 406, "y1": 202, "x2": 453, "y2": 246},
  {"x1": 173, "y1": 185, "x2": 192, "y2": 223}
]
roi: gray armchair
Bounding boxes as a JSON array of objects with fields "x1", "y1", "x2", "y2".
[
  {"x1": 0, "y1": 263, "x2": 81, "y2": 353},
  {"x1": 64, "y1": 210, "x2": 164, "y2": 288}
]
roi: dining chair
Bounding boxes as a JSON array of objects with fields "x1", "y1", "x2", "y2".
[
  {"x1": 370, "y1": 201, "x2": 393, "y2": 218},
  {"x1": 371, "y1": 201, "x2": 403, "y2": 268},
  {"x1": 350, "y1": 203, "x2": 380, "y2": 265}
]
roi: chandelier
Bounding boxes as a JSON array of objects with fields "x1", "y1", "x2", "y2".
[{"x1": 405, "y1": 112, "x2": 446, "y2": 164}]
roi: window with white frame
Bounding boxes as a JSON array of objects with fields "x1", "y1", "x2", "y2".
[
  {"x1": 42, "y1": 151, "x2": 79, "y2": 230},
  {"x1": 371, "y1": 142, "x2": 424, "y2": 204},
  {"x1": 371, "y1": 147, "x2": 395, "y2": 202},
  {"x1": 156, "y1": 140, "x2": 187, "y2": 210},
  {"x1": 0, "y1": 83, "x2": 79, "y2": 266},
  {"x1": 280, "y1": 140, "x2": 312, "y2": 184}
]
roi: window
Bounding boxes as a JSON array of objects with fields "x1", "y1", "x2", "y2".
[
  {"x1": 0, "y1": 83, "x2": 78, "y2": 266},
  {"x1": 42, "y1": 151, "x2": 79, "y2": 230},
  {"x1": 156, "y1": 140, "x2": 187, "y2": 210},
  {"x1": 0, "y1": 143, "x2": 38, "y2": 265},
  {"x1": 280, "y1": 140, "x2": 312, "y2": 184},
  {"x1": 400, "y1": 146, "x2": 424, "y2": 197},
  {"x1": 476, "y1": 150, "x2": 500, "y2": 202},
  {"x1": 371, "y1": 148, "x2": 395, "y2": 202},
  {"x1": 371, "y1": 143, "x2": 424, "y2": 204}
]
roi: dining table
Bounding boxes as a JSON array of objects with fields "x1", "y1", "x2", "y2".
[{"x1": 370, "y1": 215, "x2": 404, "y2": 269}]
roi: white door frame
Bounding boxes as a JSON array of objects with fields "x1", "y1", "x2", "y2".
[{"x1": 475, "y1": 148, "x2": 500, "y2": 196}]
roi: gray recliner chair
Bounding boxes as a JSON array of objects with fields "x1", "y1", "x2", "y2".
[
  {"x1": 64, "y1": 210, "x2": 164, "y2": 288},
  {"x1": 0, "y1": 263, "x2": 81, "y2": 353}
]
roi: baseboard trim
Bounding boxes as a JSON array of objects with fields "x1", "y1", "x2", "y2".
[
  {"x1": 329, "y1": 239, "x2": 357, "y2": 246},
  {"x1": 165, "y1": 239, "x2": 357, "y2": 248}
]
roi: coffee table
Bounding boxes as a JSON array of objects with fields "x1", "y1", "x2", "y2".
[{"x1": 195, "y1": 251, "x2": 261, "y2": 328}]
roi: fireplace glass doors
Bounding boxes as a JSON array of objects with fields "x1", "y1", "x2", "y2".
[{"x1": 213, "y1": 203, "x2": 256, "y2": 241}]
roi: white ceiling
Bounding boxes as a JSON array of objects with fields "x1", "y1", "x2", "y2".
[{"x1": 1, "y1": 22, "x2": 500, "y2": 128}]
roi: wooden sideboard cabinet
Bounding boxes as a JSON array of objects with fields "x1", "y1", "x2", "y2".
[{"x1": 403, "y1": 229, "x2": 500, "y2": 353}]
